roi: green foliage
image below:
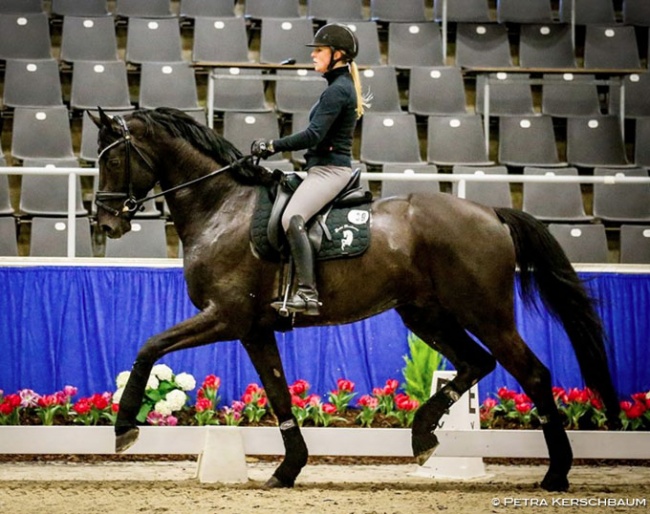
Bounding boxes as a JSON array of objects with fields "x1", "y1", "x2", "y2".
[{"x1": 401, "y1": 332, "x2": 448, "y2": 405}]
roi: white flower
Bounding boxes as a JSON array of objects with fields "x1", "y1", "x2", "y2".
[
  {"x1": 151, "y1": 364, "x2": 173, "y2": 382},
  {"x1": 154, "y1": 399, "x2": 173, "y2": 416},
  {"x1": 116, "y1": 371, "x2": 130, "y2": 389},
  {"x1": 146, "y1": 375, "x2": 160, "y2": 390},
  {"x1": 175, "y1": 372, "x2": 196, "y2": 392},
  {"x1": 113, "y1": 387, "x2": 124, "y2": 404},
  {"x1": 165, "y1": 389, "x2": 188, "y2": 411}
]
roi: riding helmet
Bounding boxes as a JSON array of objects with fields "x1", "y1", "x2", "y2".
[{"x1": 306, "y1": 23, "x2": 359, "y2": 59}]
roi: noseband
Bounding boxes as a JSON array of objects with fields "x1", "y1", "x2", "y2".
[
  {"x1": 94, "y1": 115, "x2": 248, "y2": 218},
  {"x1": 94, "y1": 116, "x2": 156, "y2": 217}
]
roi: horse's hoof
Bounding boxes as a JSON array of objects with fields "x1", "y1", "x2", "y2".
[
  {"x1": 115, "y1": 427, "x2": 140, "y2": 453},
  {"x1": 412, "y1": 432, "x2": 439, "y2": 466},
  {"x1": 540, "y1": 471, "x2": 570, "y2": 492},
  {"x1": 263, "y1": 475, "x2": 294, "y2": 489}
]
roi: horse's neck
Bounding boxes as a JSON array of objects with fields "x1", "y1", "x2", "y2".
[{"x1": 162, "y1": 167, "x2": 255, "y2": 245}]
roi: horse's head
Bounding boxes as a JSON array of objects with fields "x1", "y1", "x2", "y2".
[{"x1": 90, "y1": 108, "x2": 158, "y2": 238}]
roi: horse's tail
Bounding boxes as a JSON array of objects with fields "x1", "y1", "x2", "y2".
[{"x1": 494, "y1": 207, "x2": 620, "y2": 426}]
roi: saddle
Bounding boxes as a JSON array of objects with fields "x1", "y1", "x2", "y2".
[{"x1": 250, "y1": 168, "x2": 373, "y2": 262}]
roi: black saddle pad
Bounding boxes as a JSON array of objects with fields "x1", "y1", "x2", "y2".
[{"x1": 250, "y1": 186, "x2": 372, "y2": 262}]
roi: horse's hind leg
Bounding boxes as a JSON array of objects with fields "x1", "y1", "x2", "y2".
[
  {"x1": 242, "y1": 328, "x2": 308, "y2": 488},
  {"x1": 396, "y1": 306, "x2": 496, "y2": 465}
]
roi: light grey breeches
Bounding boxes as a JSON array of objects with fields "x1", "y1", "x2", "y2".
[{"x1": 281, "y1": 165, "x2": 353, "y2": 231}]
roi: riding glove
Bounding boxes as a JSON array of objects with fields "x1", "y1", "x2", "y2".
[{"x1": 251, "y1": 139, "x2": 275, "y2": 159}]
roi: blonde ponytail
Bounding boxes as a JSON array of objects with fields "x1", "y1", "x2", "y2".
[{"x1": 349, "y1": 61, "x2": 371, "y2": 119}]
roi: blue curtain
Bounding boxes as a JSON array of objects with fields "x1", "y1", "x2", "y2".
[{"x1": 1, "y1": 266, "x2": 648, "y2": 405}]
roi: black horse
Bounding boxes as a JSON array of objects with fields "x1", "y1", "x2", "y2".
[{"x1": 91, "y1": 107, "x2": 620, "y2": 492}]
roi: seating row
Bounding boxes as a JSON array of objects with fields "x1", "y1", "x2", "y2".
[
  {"x1": 0, "y1": 12, "x2": 648, "y2": 70},
  {"x1": 2, "y1": 1, "x2": 649, "y2": 27}
]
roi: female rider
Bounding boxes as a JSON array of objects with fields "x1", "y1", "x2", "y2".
[{"x1": 251, "y1": 23, "x2": 368, "y2": 316}]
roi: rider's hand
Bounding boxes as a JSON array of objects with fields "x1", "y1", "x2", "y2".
[{"x1": 251, "y1": 139, "x2": 275, "y2": 159}]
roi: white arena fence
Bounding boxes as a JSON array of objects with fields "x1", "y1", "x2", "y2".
[{"x1": 2, "y1": 166, "x2": 650, "y2": 258}]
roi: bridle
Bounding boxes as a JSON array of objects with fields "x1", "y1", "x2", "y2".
[{"x1": 94, "y1": 115, "x2": 248, "y2": 217}]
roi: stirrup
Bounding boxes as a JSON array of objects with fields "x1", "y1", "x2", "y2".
[{"x1": 272, "y1": 288, "x2": 321, "y2": 316}]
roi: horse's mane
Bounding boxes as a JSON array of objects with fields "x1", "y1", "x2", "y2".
[{"x1": 130, "y1": 107, "x2": 275, "y2": 186}]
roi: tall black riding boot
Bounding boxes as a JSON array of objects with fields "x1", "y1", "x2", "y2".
[{"x1": 272, "y1": 215, "x2": 321, "y2": 316}]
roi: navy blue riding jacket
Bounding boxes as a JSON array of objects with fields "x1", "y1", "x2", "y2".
[{"x1": 272, "y1": 66, "x2": 358, "y2": 169}]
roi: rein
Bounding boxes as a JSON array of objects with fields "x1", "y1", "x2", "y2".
[{"x1": 94, "y1": 115, "x2": 249, "y2": 217}]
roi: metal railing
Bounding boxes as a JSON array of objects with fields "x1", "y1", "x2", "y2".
[{"x1": 3, "y1": 165, "x2": 650, "y2": 259}]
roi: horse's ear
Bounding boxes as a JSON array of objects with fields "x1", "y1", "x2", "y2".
[{"x1": 89, "y1": 107, "x2": 119, "y2": 132}]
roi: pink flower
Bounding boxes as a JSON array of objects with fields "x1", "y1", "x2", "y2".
[
  {"x1": 291, "y1": 395, "x2": 306, "y2": 408},
  {"x1": 202, "y1": 374, "x2": 221, "y2": 390},
  {"x1": 195, "y1": 397, "x2": 212, "y2": 413},
  {"x1": 307, "y1": 394, "x2": 321, "y2": 407},
  {"x1": 289, "y1": 379, "x2": 310, "y2": 397},
  {"x1": 482, "y1": 398, "x2": 498, "y2": 410},
  {"x1": 383, "y1": 379, "x2": 399, "y2": 395},
  {"x1": 63, "y1": 385, "x2": 78, "y2": 398},
  {"x1": 357, "y1": 395, "x2": 378, "y2": 409}
]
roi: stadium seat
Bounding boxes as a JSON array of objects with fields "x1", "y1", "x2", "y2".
[
  {"x1": 522, "y1": 167, "x2": 592, "y2": 222},
  {"x1": 2, "y1": 58, "x2": 63, "y2": 108},
  {"x1": 608, "y1": 73, "x2": 650, "y2": 119},
  {"x1": 0, "y1": 0, "x2": 43, "y2": 14},
  {"x1": 192, "y1": 16, "x2": 250, "y2": 64},
  {"x1": 548, "y1": 223, "x2": 609, "y2": 263},
  {"x1": 126, "y1": 17, "x2": 184, "y2": 64},
  {"x1": 104, "y1": 219, "x2": 169, "y2": 258},
  {"x1": 408, "y1": 66, "x2": 467, "y2": 116},
  {"x1": 518, "y1": 24, "x2": 577, "y2": 69},
  {"x1": 634, "y1": 118, "x2": 650, "y2": 168},
  {"x1": 115, "y1": 0, "x2": 174, "y2": 18},
  {"x1": 222, "y1": 112, "x2": 287, "y2": 162},
  {"x1": 433, "y1": 0, "x2": 491, "y2": 23},
  {"x1": 19, "y1": 159, "x2": 86, "y2": 217},
  {"x1": 179, "y1": 0, "x2": 236, "y2": 19},
  {"x1": 360, "y1": 66, "x2": 402, "y2": 113},
  {"x1": 360, "y1": 113, "x2": 423, "y2": 165},
  {"x1": 244, "y1": 0, "x2": 300, "y2": 20},
  {"x1": 498, "y1": 116, "x2": 565, "y2": 167},
  {"x1": 454, "y1": 23, "x2": 513, "y2": 69},
  {"x1": 274, "y1": 69, "x2": 327, "y2": 114},
  {"x1": 619, "y1": 225, "x2": 650, "y2": 263},
  {"x1": 380, "y1": 163, "x2": 439, "y2": 198},
  {"x1": 11, "y1": 107, "x2": 75, "y2": 161},
  {"x1": 451, "y1": 165, "x2": 513, "y2": 208},
  {"x1": 51, "y1": 0, "x2": 110, "y2": 17},
  {"x1": 566, "y1": 116, "x2": 631, "y2": 168},
  {"x1": 0, "y1": 173, "x2": 14, "y2": 215},
  {"x1": 541, "y1": 74, "x2": 602, "y2": 118},
  {"x1": 592, "y1": 168, "x2": 650, "y2": 223},
  {"x1": 427, "y1": 115, "x2": 494, "y2": 166},
  {"x1": 559, "y1": 0, "x2": 616, "y2": 25},
  {"x1": 371, "y1": 0, "x2": 427, "y2": 22},
  {"x1": 60, "y1": 14, "x2": 119, "y2": 63},
  {"x1": 0, "y1": 217, "x2": 19, "y2": 256},
  {"x1": 138, "y1": 62, "x2": 201, "y2": 111},
  {"x1": 496, "y1": 0, "x2": 554, "y2": 24},
  {"x1": 70, "y1": 60, "x2": 133, "y2": 111},
  {"x1": 475, "y1": 73, "x2": 535, "y2": 117},
  {"x1": 307, "y1": 0, "x2": 364, "y2": 21},
  {"x1": 210, "y1": 68, "x2": 271, "y2": 113},
  {"x1": 623, "y1": 0, "x2": 650, "y2": 26},
  {"x1": 29, "y1": 216, "x2": 94, "y2": 257},
  {"x1": 0, "y1": 12, "x2": 51, "y2": 60},
  {"x1": 387, "y1": 22, "x2": 444, "y2": 69},
  {"x1": 259, "y1": 18, "x2": 314, "y2": 66},
  {"x1": 583, "y1": 25, "x2": 642, "y2": 70}
]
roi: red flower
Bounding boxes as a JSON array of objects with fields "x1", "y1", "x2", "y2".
[
  {"x1": 623, "y1": 402, "x2": 646, "y2": 419},
  {"x1": 291, "y1": 395, "x2": 306, "y2": 408},
  {"x1": 383, "y1": 379, "x2": 399, "y2": 395},
  {"x1": 289, "y1": 379, "x2": 310, "y2": 397},
  {"x1": 513, "y1": 393, "x2": 531, "y2": 405},
  {"x1": 515, "y1": 402, "x2": 532, "y2": 414},
  {"x1": 37, "y1": 394, "x2": 60, "y2": 407},
  {"x1": 90, "y1": 393, "x2": 109, "y2": 410},
  {"x1": 497, "y1": 387, "x2": 516, "y2": 401},
  {"x1": 395, "y1": 393, "x2": 419, "y2": 411},
  {"x1": 322, "y1": 403, "x2": 337, "y2": 415},
  {"x1": 590, "y1": 396, "x2": 603, "y2": 410},
  {"x1": 243, "y1": 383, "x2": 263, "y2": 396},
  {"x1": 0, "y1": 401, "x2": 16, "y2": 415},
  {"x1": 72, "y1": 399, "x2": 92, "y2": 415},
  {"x1": 336, "y1": 378, "x2": 355, "y2": 393},
  {"x1": 552, "y1": 386, "x2": 566, "y2": 400},
  {"x1": 195, "y1": 397, "x2": 212, "y2": 413},
  {"x1": 566, "y1": 388, "x2": 589, "y2": 403},
  {"x1": 3, "y1": 394, "x2": 20, "y2": 408},
  {"x1": 620, "y1": 400, "x2": 633, "y2": 411},
  {"x1": 111, "y1": 403, "x2": 119, "y2": 413},
  {"x1": 202, "y1": 374, "x2": 221, "y2": 390}
]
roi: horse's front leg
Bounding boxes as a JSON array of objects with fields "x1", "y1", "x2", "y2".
[
  {"x1": 115, "y1": 305, "x2": 235, "y2": 453},
  {"x1": 242, "y1": 329, "x2": 308, "y2": 488}
]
